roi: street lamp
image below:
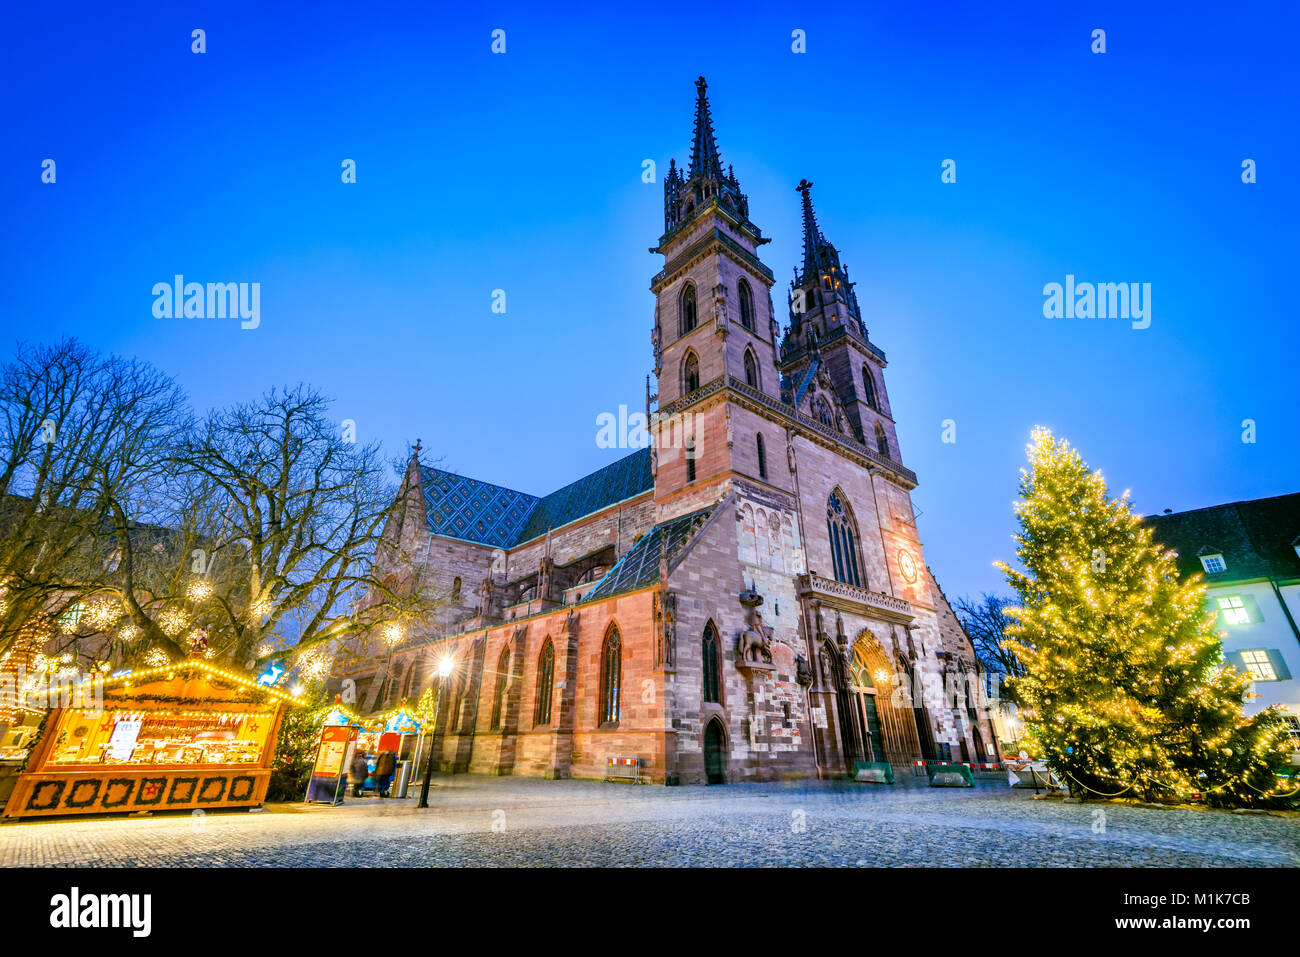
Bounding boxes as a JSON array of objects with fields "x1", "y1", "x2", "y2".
[
  {"x1": 380, "y1": 622, "x2": 403, "y2": 703},
  {"x1": 417, "y1": 655, "x2": 455, "y2": 809}
]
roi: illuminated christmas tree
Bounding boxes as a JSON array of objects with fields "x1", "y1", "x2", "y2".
[{"x1": 997, "y1": 428, "x2": 1291, "y2": 805}]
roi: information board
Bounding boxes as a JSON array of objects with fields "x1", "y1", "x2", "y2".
[{"x1": 305, "y1": 725, "x2": 356, "y2": 805}]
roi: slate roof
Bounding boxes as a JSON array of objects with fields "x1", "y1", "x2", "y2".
[
  {"x1": 515, "y1": 448, "x2": 653, "y2": 545},
  {"x1": 1145, "y1": 492, "x2": 1300, "y2": 583},
  {"x1": 418, "y1": 447, "x2": 653, "y2": 549},
  {"x1": 790, "y1": 356, "x2": 820, "y2": 408},
  {"x1": 583, "y1": 506, "x2": 715, "y2": 601}
]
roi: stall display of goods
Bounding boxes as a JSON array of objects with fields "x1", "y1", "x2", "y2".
[
  {"x1": 48, "y1": 709, "x2": 273, "y2": 767},
  {"x1": 2, "y1": 660, "x2": 303, "y2": 819}
]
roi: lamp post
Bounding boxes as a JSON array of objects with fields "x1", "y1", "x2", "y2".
[
  {"x1": 417, "y1": 654, "x2": 455, "y2": 809},
  {"x1": 380, "y1": 622, "x2": 403, "y2": 704}
]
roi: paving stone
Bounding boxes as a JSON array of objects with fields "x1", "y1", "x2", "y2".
[{"x1": 0, "y1": 775, "x2": 1294, "y2": 867}]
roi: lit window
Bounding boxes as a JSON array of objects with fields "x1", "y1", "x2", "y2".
[
  {"x1": 1199, "y1": 553, "x2": 1226, "y2": 574},
  {"x1": 1282, "y1": 715, "x2": 1300, "y2": 741},
  {"x1": 1216, "y1": 596, "x2": 1251, "y2": 625},
  {"x1": 1240, "y1": 649, "x2": 1277, "y2": 681}
]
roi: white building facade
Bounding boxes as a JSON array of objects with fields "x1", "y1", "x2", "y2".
[{"x1": 1147, "y1": 493, "x2": 1300, "y2": 761}]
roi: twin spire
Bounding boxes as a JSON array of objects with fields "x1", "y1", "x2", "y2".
[
  {"x1": 666, "y1": 78, "x2": 864, "y2": 349},
  {"x1": 689, "y1": 76, "x2": 724, "y2": 182},
  {"x1": 796, "y1": 178, "x2": 827, "y2": 280},
  {"x1": 663, "y1": 77, "x2": 748, "y2": 235},
  {"x1": 674, "y1": 77, "x2": 835, "y2": 268}
]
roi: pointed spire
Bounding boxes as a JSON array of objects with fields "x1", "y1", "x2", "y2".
[
  {"x1": 689, "y1": 76, "x2": 723, "y2": 181},
  {"x1": 796, "y1": 179, "x2": 823, "y2": 276}
]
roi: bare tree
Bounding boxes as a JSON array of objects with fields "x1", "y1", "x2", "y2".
[
  {"x1": 952, "y1": 592, "x2": 1024, "y2": 679},
  {"x1": 0, "y1": 339, "x2": 187, "y2": 663},
  {"x1": 3, "y1": 343, "x2": 446, "y2": 681},
  {"x1": 170, "y1": 385, "x2": 444, "y2": 673}
]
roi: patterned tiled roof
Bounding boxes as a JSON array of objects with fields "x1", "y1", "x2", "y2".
[
  {"x1": 515, "y1": 448, "x2": 652, "y2": 545},
  {"x1": 418, "y1": 469, "x2": 539, "y2": 548},
  {"x1": 583, "y1": 506, "x2": 714, "y2": 601},
  {"x1": 1146, "y1": 492, "x2": 1300, "y2": 583},
  {"x1": 417, "y1": 448, "x2": 653, "y2": 549}
]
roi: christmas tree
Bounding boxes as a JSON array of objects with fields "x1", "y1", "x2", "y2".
[
  {"x1": 413, "y1": 686, "x2": 439, "y2": 728},
  {"x1": 997, "y1": 428, "x2": 1291, "y2": 805},
  {"x1": 266, "y1": 682, "x2": 329, "y2": 802}
]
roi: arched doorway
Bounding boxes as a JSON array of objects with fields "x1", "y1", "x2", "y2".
[
  {"x1": 850, "y1": 635, "x2": 925, "y2": 767},
  {"x1": 848, "y1": 650, "x2": 886, "y2": 762},
  {"x1": 703, "y1": 718, "x2": 727, "y2": 785},
  {"x1": 825, "y1": 641, "x2": 866, "y2": 771}
]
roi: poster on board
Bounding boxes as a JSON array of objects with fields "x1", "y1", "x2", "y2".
[{"x1": 305, "y1": 725, "x2": 356, "y2": 805}]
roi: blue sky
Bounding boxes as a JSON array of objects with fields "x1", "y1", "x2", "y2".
[{"x1": 2, "y1": 1, "x2": 1296, "y2": 601}]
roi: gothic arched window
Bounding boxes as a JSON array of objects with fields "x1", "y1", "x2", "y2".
[
  {"x1": 738, "y1": 279, "x2": 755, "y2": 331},
  {"x1": 702, "y1": 621, "x2": 721, "y2": 703},
  {"x1": 451, "y1": 576, "x2": 462, "y2": 600},
  {"x1": 744, "y1": 350, "x2": 758, "y2": 389},
  {"x1": 861, "y1": 367, "x2": 878, "y2": 410},
  {"x1": 599, "y1": 626, "x2": 622, "y2": 726},
  {"x1": 450, "y1": 671, "x2": 466, "y2": 732},
  {"x1": 683, "y1": 352, "x2": 700, "y2": 394},
  {"x1": 756, "y1": 433, "x2": 767, "y2": 481},
  {"x1": 827, "y1": 491, "x2": 863, "y2": 588},
  {"x1": 875, "y1": 423, "x2": 890, "y2": 458},
  {"x1": 490, "y1": 645, "x2": 510, "y2": 730},
  {"x1": 679, "y1": 283, "x2": 697, "y2": 337},
  {"x1": 815, "y1": 397, "x2": 835, "y2": 429},
  {"x1": 535, "y1": 639, "x2": 554, "y2": 726}
]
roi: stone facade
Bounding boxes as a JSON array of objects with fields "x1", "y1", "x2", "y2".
[{"x1": 329, "y1": 77, "x2": 998, "y2": 784}]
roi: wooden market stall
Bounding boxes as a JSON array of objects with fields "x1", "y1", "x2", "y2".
[{"x1": 2, "y1": 660, "x2": 304, "y2": 819}]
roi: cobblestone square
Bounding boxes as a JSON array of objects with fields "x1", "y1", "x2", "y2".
[{"x1": 2, "y1": 775, "x2": 1295, "y2": 867}]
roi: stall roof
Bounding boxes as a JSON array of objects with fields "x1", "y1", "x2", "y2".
[{"x1": 70, "y1": 660, "x2": 308, "y2": 708}]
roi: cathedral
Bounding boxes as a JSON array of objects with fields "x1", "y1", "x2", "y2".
[{"x1": 329, "y1": 78, "x2": 998, "y2": 784}]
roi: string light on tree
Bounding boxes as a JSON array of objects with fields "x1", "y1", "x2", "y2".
[
  {"x1": 996, "y1": 428, "x2": 1291, "y2": 806},
  {"x1": 296, "y1": 648, "x2": 334, "y2": 681},
  {"x1": 82, "y1": 599, "x2": 119, "y2": 630},
  {"x1": 158, "y1": 608, "x2": 189, "y2": 637}
]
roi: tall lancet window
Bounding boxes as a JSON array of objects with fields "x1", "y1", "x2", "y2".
[
  {"x1": 534, "y1": 640, "x2": 554, "y2": 726},
  {"x1": 599, "y1": 626, "x2": 622, "y2": 726},
  {"x1": 875, "y1": 423, "x2": 890, "y2": 458},
  {"x1": 490, "y1": 645, "x2": 510, "y2": 730},
  {"x1": 861, "y1": 367, "x2": 878, "y2": 410},
  {"x1": 679, "y1": 283, "x2": 697, "y2": 336},
  {"x1": 702, "y1": 621, "x2": 721, "y2": 703},
  {"x1": 738, "y1": 279, "x2": 755, "y2": 331},
  {"x1": 744, "y1": 350, "x2": 758, "y2": 389},
  {"x1": 684, "y1": 352, "x2": 700, "y2": 394},
  {"x1": 826, "y1": 491, "x2": 863, "y2": 588}
]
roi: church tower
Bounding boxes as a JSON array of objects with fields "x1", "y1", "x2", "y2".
[
  {"x1": 780, "y1": 180, "x2": 903, "y2": 468},
  {"x1": 650, "y1": 77, "x2": 783, "y2": 518}
]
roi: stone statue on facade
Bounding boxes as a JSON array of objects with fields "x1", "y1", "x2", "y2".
[{"x1": 737, "y1": 608, "x2": 773, "y2": 665}]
